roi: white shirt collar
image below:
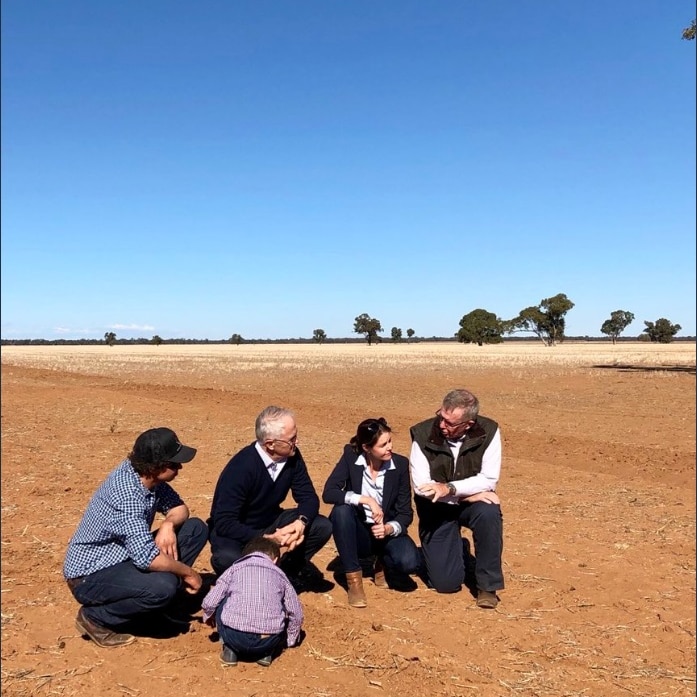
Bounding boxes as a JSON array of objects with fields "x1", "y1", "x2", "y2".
[
  {"x1": 353, "y1": 453, "x2": 395, "y2": 471},
  {"x1": 255, "y1": 441, "x2": 287, "y2": 468}
]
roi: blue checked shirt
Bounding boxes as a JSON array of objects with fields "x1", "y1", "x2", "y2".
[
  {"x1": 202, "y1": 552, "x2": 304, "y2": 647},
  {"x1": 63, "y1": 459, "x2": 184, "y2": 579}
]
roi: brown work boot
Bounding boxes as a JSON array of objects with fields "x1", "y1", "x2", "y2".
[
  {"x1": 75, "y1": 608, "x2": 136, "y2": 648},
  {"x1": 476, "y1": 590, "x2": 499, "y2": 609},
  {"x1": 373, "y1": 558, "x2": 388, "y2": 588},
  {"x1": 345, "y1": 571, "x2": 367, "y2": 608}
]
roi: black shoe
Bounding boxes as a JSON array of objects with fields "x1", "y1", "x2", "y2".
[
  {"x1": 326, "y1": 555, "x2": 344, "y2": 573},
  {"x1": 220, "y1": 644, "x2": 238, "y2": 666},
  {"x1": 289, "y1": 562, "x2": 334, "y2": 593},
  {"x1": 256, "y1": 655, "x2": 273, "y2": 667},
  {"x1": 476, "y1": 590, "x2": 499, "y2": 609}
]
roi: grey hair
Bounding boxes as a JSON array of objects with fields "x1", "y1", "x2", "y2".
[
  {"x1": 441, "y1": 389, "x2": 480, "y2": 421},
  {"x1": 255, "y1": 405, "x2": 295, "y2": 442}
]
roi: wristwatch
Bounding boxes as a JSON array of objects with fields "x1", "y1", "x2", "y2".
[
  {"x1": 446, "y1": 483, "x2": 457, "y2": 496},
  {"x1": 298, "y1": 515, "x2": 309, "y2": 526}
]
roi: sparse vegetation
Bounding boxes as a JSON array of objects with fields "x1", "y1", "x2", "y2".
[
  {"x1": 313, "y1": 329, "x2": 327, "y2": 344},
  {"x1": 354, "y1": 313, "x2": 383, "y2": 345},
  {"x1": 506, "y1": 293, "x2": 575, "y2": 346},
  {"x1": 457, "y1": 309, "x2": 504, "y2": 346},
  {"x1": 600, "y1": 310, "x2": 635, "y2": 344},
  {"x1": 643, "y1": 318, "x2": 682, "y2": 344}
]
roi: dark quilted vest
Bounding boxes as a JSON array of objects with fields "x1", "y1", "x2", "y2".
[{"x1": 410, "y1": 415, "x2": 499, "y2": 482}]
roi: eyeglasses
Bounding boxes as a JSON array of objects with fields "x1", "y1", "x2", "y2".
[
  {"x1": 164, "y1": 462, "x2": 182, "y2": 470},
  {"x1": 273, "y1": 435, "x2": 298, "y2": 447},
  {"x1": 435, "y1": 410, "x2": 471, "y2": 429}
]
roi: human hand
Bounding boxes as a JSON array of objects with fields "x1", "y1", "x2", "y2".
[
  {"x1": 463, "y1": 491, "x2": 500, "y2": 505},
  {"x1": 154, "y1": 522, "x2": 179, "y2": 560},
  {"x1": 368, "y1": 500, "x2": 384, "y2": 524},
  {"x1": 417, "y1": 482, "x2": 451, "y2": 502},
  {"x1": 204, "y1": 615, "x2": 216, "y2": 628},
  {"x1": 274, "y1": 521, "x2": 306, "y2": 551},
  {"x1": 182, "y1": 570, "x2": 202, "y2": 594},
  {"x1": 372, "y1": 522, "x2": 394, "y2": 539}
]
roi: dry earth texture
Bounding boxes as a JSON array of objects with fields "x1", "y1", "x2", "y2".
[{"x1": 1, "y1": 342, "x2": 695, "y2": 697}]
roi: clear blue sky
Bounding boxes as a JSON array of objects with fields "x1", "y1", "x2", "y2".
[{"x1": 2, "y1": 1, "x2": 695, "y2": 340}]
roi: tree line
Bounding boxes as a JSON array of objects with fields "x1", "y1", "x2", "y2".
[
  {"x1": 0, "y1": 293, "x2": 687, "y2": 346},
  {"x1": 348, "y1": 293, "x2": 683, "y2": 347}
]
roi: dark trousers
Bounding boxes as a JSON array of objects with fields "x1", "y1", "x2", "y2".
[
  {"x1": 215, "y1": 605, "x2": 284, "y2": 660},
  {"x1": 415, "y1": 496, "x2": 504, "y2": 593},
  {"x1": 329, "y1": 504, "x2": 422, "y2": 575},
  {"x1": 68, "y1": 517, "x2": 209, "y2": 629},
  {"x1": 209, "y1": 509, "x2": 333, "y2": 577}
]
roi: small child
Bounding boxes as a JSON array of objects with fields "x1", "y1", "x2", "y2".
[{"x1": 202, "y1": 536, "x2": 304, "y2": 667}]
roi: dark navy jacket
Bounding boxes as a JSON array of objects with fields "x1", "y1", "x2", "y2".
[
  {"x1": 209, "y1": 443, "x2": 320, "y2": 546},
  {"x1": 322, "y1": 444, "x2": 414, "y2": 534}
]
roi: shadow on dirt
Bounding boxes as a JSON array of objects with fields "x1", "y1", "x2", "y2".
[{"x1": 592, "y1": 363, "x2": 695, "y2": 375}]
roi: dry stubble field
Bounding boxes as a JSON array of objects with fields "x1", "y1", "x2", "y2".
[{"x1": 1, "y1": 342, "x2": 695, "y2": 697}]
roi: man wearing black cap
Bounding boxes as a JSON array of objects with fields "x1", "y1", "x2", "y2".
[{"x1": 64, "y1": 427, "x2": 208, "y2": 648}]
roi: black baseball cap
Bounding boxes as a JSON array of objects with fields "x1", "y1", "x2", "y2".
[{"x1": 132, "y1": 427, "x2": 197, "y2": 464}]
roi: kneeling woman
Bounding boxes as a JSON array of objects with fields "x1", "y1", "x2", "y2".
[{"x1": 322, "y1": 418, "x2": 421, "y2": 608}]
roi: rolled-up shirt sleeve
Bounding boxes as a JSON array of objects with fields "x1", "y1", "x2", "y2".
[{"x1": 409, "y1": 441, "x2": 435, "y2": 496}]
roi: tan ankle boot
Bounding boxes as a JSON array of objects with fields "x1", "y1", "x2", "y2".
[{"x1": 345, "y1": 570, "x2": 367, "y2": 608}]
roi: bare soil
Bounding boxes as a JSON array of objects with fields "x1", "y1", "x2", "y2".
[{"x1": 1, "y1": 344, "x2": 695, "y2": 697}]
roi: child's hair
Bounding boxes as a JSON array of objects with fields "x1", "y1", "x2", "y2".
[{"x1": 242, "y1": 536, "x2": 281, "y2": 561}]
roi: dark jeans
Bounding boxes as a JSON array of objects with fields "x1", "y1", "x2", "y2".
[
  {"x1": 215, "y1": 604, "x2": 283, "y2": 660},
  {"x1": 209, "y1": 509, "x2": 333, "y2": 577},
  {"x1": 68, "y1": 517, "x2": 209, "y2": 629},
  {"x1": 415, "y1": 496, "x2": 504, "y2": 593},
  {"x1": 329, "y1": 504, "x2": 422, "y2": 575}
]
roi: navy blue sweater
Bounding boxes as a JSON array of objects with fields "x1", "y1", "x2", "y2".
[{"x1": 209, "y1": 443, "x2": 321, "y2": 546}]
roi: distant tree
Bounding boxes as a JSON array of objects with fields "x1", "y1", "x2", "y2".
[
  {"x1": 353, "y1": 313, "x2": 383, "y2": 345},
  {"x1": 600, "y1": 310, "x2": 635, "y2": 344},
  {"x1": 683, "y1": 19, "x2": 696, "y2": 39},
  {"x1": 457, "y1": 309, "x2": 504, "y2": 346},
  {"x1": 391, "y1": 327, "x2": 403, "y2": 343},
  {"x1": 104, "y1": 331, "x2": 117, "y2": 347},
  {"x1": 642, "y1": 318, "x2": 682, "y2": 343},
  {"x1": 151, "y1": 335, "x2": 163, "y2": 346},
  {"x1": 313, "y1": 328, "x2": 327, "y2": 344},
  {"x1": 406, "y1": 328, "x2": 415, "y2": 341},
  {"x1": 505, "y1": 293, "x2": 575, "y2": 346},
  {"x1": 229, "y1": 333, "x2": 243, "y2": 345}
]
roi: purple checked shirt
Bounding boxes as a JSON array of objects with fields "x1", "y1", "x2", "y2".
[{"x1": 201, "y1": 552, "x2": 304, "y2": 647}]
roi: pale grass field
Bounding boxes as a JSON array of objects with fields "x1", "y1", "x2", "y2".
[{"x1": 2, "y1": 341, "x2": 695, "y2": 377}]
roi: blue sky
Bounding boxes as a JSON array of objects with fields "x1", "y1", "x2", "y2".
[{"x1": 2, "y1": 1, "x2": 695, "y2": 340}]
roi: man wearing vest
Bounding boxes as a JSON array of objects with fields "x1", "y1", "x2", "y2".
[{"x1": 410, "y1": 389, "x2": 504, "y2": 609}]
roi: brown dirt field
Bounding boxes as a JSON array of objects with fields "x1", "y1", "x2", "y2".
[{"x1": 1, "y1": 343, "x2": 695, "y2": 697}]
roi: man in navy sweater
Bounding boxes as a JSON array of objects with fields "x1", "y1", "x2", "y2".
[{"x1": 208, "y1": 406, "x2": 333, "y2": 591}]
